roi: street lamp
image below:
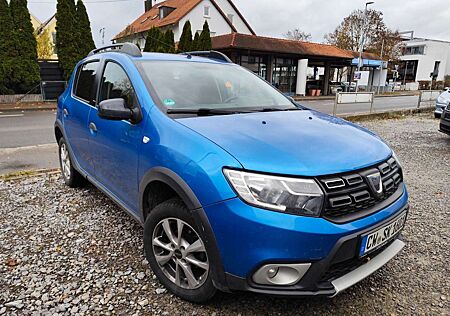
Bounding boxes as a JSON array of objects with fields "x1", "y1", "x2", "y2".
[{"x1": 356, "y1": 1, "x2": 374, "y2": 92}]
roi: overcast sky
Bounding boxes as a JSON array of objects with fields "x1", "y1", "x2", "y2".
[{"x1": 28, "y1": 0, "x2": 450, "y2": 46}]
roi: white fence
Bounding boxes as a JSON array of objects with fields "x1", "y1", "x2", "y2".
[
  {"x1": 417, "y1": 90, "x2": 441, "y2": 108},
  {"x1": 333, "y1": 92, "x2": 375, "y2": 116}
]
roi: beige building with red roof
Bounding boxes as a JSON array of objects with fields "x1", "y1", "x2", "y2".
[
  {"x1": 114, "y1": 0, "x2": 386, "y2": 96},
  {"x1": 114, "y1": 0, "x2": 254, "y2": 48}
]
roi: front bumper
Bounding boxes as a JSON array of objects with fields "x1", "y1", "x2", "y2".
[
  {"x1": 435, "y1": 102, "x2": 447, "y2": 115},
  {"x1": 440, "y1": 110, "x2": 450, "y2": 135},
  {"x1": 204, "y1": 184, "x2": 409, "y2": 295}
]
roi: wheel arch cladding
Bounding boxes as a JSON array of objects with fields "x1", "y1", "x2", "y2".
[{"x1": 139, "y1": 167, "x2": 231, "y2": 292}]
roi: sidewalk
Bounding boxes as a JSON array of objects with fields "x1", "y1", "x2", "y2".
[{"x1": 0, "y1": 102, "x2": 57, "y2": 112}]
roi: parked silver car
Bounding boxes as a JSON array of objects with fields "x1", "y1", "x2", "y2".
[{"x1": 435, "y1": 89, "x2": 450, "y2": 118}]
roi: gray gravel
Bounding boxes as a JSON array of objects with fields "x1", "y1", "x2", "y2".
[{"x1": 1, "y1": 113, "x2": 449, "y2": 315}]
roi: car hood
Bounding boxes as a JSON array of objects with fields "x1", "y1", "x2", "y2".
[{"x1": 177, "y1": 110, "x2": 392, "y2": 176}]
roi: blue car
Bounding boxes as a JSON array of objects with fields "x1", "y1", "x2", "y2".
[{"x1": 55, "y1": 43, "x2": 409, "y2": 303}]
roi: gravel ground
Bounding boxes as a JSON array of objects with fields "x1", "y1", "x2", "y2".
[{"x1": 1, "y1": 113, "x2": 449, "y2": 315}]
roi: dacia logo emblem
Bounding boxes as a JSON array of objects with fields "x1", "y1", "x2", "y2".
[{"x1": 367, "y1": 172, "x2": 383, "y2": 195}]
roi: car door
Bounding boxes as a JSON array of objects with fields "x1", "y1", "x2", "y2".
[
  {"x1": 88, "y1": 60, "x2": 143, "y2": 211},
  {"x1": 63, "y1": 60, "x2": 100, "y2": 175}
]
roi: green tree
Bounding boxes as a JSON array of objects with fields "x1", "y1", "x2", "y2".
[
  {"x1": 9, "y1": 0, "x2": 41, "y2": 93},
  {"x1": 0, "y1": 0, "x2": 15, "y2": 94},
  {"x1": 325, "y1": 9, "x2": 403, "y2": 61},
  {"x1": 178, "y1": 21, "x2": 192, "y2": 52},
  {"x1": 144, "y1": 27, "x2": 163, "y2": 52},
  {"x1": 198, "y1": 21, "x2": 212, "y2": 50},
  {"x1": 192, "y1": 32, "x2": 200, "y2": 51},
  {"x1": 56, "y1": 0, "x2": 78, "y2": 80},
  {"x1": 75, "y1": 0, "x2": 95, "y2": 58},
  {"x1": 163, "y1": 29, "x2": 175, "y2": 53}
]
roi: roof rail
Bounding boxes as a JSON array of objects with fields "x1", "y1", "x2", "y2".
[
  {"x1": 88, "y1": 42, "x2": 142, "y2": 57},
  {"x1": 180, "y1": 50, "x2": 232, "y2": 63}
]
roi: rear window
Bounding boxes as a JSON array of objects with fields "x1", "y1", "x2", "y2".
[{"x1": 74, "y1": 61, "x2": 99, "y2": 103}]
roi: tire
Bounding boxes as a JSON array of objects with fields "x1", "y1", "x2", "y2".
[
  {"x1": 143, "y1": 198, "x2": 216, "y2": 303},
  {"x1": 58, "y1": 138, "x2": 86, "y2": 188}
]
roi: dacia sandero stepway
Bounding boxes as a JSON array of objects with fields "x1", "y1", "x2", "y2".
[{"x1": 55, "y1": 43, "x2": 409, "y2": 303}]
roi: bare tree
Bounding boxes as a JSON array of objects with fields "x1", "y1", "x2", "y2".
[
  {"x1": 324, "y1": 9, "x2": 403, "y2": 61},
  {"x1": 284, "y1": 28, "x2": 312, "y2": 41}
]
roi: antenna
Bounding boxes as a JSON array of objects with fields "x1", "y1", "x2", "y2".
[{"x1": 99, "y1": 27, "x2": 106, "y2": 45}]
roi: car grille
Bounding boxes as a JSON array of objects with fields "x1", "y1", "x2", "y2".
[{"x1": 317, "y1": 157, "x2": 403, "y2": 222}]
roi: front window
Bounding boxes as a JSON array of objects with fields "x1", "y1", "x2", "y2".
[
  {"x1": 137, "y1": 61, "x2": 294, "y2": 111},
  {"x1": 99, "y1": 61, "x2": 137, "y2": 109}
]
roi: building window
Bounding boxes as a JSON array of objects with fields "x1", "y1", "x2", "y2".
[
  {"x1": 403, "y1": 45, "x2": 425, "y2": 55},
  {"x1": 432, "y1": 61, "x2": 440, "y2": 77},
  {"x1": 227, "y1": 13, "x2": 234, "y2": 24},
  {"x1": 159, "y1": 6, "x2": 175, "y2": 19},
  {"x1": 204, "y1": 6, "x2": 210, "y2": 17},
  {"x1": 396, "y1": 60, "x2": 418, "y2": 83}
]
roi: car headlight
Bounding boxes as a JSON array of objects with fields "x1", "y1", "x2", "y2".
[
  {"x1": 392, "y1": 151, "x2": 402, "y2": 169},
  {"x1": 223, "y1": 169, "x2": 324, "y2": 216},
  {"x1": 437, "y1": 95, "x2": 448, "y2": 104}
]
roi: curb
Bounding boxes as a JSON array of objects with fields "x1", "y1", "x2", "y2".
[{"x1": 0, "y1": 168, "x2": 60, "y2": 181}]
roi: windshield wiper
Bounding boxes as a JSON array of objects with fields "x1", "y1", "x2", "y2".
[
  {"x1": 166, "y1": 108, "x2": 252, "y2": 116},
  {"x1": 258, "y1": 107, "x2": 303, "y2": 112}
]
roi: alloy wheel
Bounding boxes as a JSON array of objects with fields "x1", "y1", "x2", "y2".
[
  {"x1": 152, "y1": 218, "x2": 209, "y2": 290},
  {"x1": 60, "y1": 143, "x2": 71, "y2": 180}
]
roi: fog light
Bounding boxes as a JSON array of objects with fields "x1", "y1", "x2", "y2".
[
  {"x1": 252, "y1": 263, "x2": 311, "y2": 286},
  {"x1": 267, "y1": 267, "x2": 278, "y2": 278}
]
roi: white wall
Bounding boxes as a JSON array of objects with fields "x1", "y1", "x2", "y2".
[
  {"x1": 177, "y1": 0, "x2": 233, "y2": 42},
  {"x1": 372, "y1": 68, "x2": 388, "y2": 87},
  {"x1": 401, "y1": 39, "x2": 450, "y2": 81},
  {"x1": 213, "y1": 0, "x2": 253, "y2": 34}
]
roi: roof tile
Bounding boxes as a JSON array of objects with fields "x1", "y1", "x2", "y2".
[{"x1": 212, "y1": 33, "x2": 381, "y2": 60}]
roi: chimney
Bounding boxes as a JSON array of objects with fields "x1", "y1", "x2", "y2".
[{"x1": 144, "y1": 0, "x2": 154, "y2": 12}]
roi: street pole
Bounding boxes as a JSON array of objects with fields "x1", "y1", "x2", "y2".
[
  {"x1": 376, "y1": 38, "x2": 384, "y2": 94},
  {"x1": 356, "y1": 1, "x2": 374, "y2": 93}
]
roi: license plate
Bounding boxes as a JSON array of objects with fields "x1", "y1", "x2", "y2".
[{"x1": 359, "y1": 211, "x2": 407, "y2": 257}]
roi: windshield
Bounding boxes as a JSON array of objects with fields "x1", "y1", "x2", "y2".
[{"x1": 137, "y1": 61, "x2": 295, "y2": 111}]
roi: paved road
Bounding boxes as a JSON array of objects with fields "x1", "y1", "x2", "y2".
[
  {"x1": 0, "y1": 111, "x2": 58, "y2": 175},
  {"x1": 0, "y1": 96, "x2": 437, "y2": 175}
]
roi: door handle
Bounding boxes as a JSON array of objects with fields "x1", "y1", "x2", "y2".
[
  {"x1": 63, "y1": 108, "x2": 69, "y2": 117},
  {"x1": 89, "y1": 122, "x2": 97, "y2": 132}
]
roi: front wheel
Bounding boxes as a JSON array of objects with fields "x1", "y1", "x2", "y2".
[
  {"x1": 143, "y1": 199, "x2": 216, "y2": 303},
  {"x1": 58, "y1": 138, "x2": 86, "y2": 188}
]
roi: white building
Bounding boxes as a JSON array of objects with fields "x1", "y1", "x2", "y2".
[
  {"x1": 399, "y1": 34, "x2": 450, "y2": 88},
  {"x1": 113, "y1": 0, "x2": 255, "y2": 48}
]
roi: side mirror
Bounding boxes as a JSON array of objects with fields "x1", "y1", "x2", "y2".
[{"x1": 98, "y1": 98, "x2": 133, "y2": 121}]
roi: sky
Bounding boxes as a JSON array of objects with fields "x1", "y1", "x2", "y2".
[{"x1": 28, "y1": 0, "x2": 450, "y2": 47}]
